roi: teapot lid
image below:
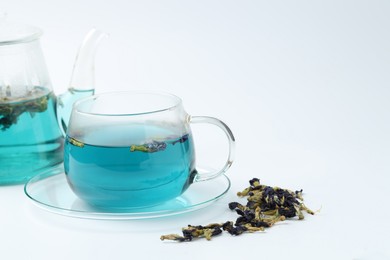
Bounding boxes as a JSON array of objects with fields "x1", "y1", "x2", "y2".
[{"x1": 0, "y1": 18, "x2": 42, "y2": 45}]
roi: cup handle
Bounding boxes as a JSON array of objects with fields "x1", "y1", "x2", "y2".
[{"x1": 189, "y1": 116, "x2": 235, "y2": 182}]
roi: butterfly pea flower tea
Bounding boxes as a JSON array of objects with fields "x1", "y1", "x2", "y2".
[{"x1": 64, "y1": 91, "x2": 235, "y2": 210}]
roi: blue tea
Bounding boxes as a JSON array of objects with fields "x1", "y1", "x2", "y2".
[
  {"x1": 64, "y1": 125, "x2": 196, "y2": 209},
  {"x1": 0, "y1": 87, "x2": 63, "y2": 184}
]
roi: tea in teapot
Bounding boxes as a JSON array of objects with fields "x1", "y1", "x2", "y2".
[{"x1": 0, "y1": 20, "x2": 106, "y2": 184}]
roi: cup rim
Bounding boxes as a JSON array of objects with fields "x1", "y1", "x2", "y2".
[{"x1": 73, "y1": 90, "x2": 183, "y2": 116}]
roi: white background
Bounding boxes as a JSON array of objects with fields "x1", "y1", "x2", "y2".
[{"x1": 1, "y1": 0, "x2": 390, "y2": 259}]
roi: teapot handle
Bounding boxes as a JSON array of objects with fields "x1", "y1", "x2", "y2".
[{"x1": 189, "y1": 116, "x2": 235, "y2": 182}]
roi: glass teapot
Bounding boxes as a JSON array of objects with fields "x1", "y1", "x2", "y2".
[{"x1": 0, "y1": 19, "x2": 106, "y2": 184}]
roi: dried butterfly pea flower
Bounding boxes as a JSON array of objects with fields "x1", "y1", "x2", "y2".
[
  {"x1": 160, "y1": 224, "x2": 224, "y2": 242},
  {"x1": 161, "y1": 177, "x2": 315, "y2": 242},
  {"x1": 0, "y1": 87, "x2": 49, "y2": 130}
]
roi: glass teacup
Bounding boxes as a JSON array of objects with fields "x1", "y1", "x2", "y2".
[{"x1": 64, "y1": 91, "x2": 235, "y2": 209}]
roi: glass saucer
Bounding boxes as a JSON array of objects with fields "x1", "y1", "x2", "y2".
[{"x1": 24, "y1": 165, "x2": 231, "y2": 220}]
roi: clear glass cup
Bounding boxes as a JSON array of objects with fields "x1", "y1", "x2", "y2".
[{"x1": 64, "y1": 91, "x2": 235, "y2": 209}]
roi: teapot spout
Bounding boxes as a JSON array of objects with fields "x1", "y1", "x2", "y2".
[
  {"x1": 57, "y1": 29, "x2": 107, "y2": 135},
  {"x1": 70, "y1": 28, "x2": 108, "y2": 91}
]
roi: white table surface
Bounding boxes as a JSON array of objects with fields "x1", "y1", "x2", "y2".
[{"x1": 1, "y1": 1, "x2": 389, "y2": 259}]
